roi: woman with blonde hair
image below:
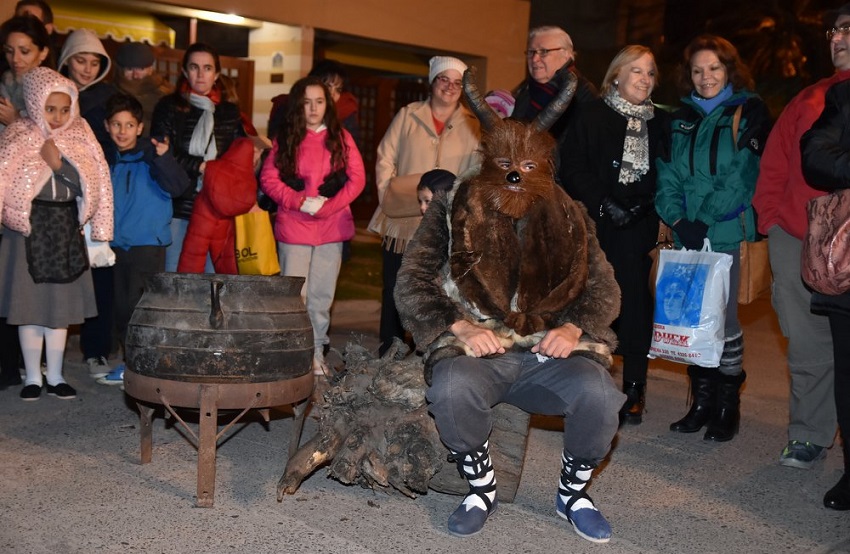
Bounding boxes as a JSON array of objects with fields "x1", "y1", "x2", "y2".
[{"x1": 560, "y1": 45, "x2": 669, "y2": 426}]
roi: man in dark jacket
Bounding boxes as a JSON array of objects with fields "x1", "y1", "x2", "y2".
[
  {"x1": 113, "y1": 42, "x2": 174, "y2": 135},
  {"x1": 799, "y1": 74, "x2": 850, "y2": 512},
  {"x1": 513, "y1": 25, "x2": 597, "y2": 148}
]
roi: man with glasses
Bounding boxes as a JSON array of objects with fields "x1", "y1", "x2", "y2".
[
  {"x1": 752, "y1": 2, "x2": 850, "y2": 473},
  {"x1": 513, "y1": 25, "x2": 597, "y2": 148}
]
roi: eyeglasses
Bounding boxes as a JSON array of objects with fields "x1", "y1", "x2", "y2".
[
  {"x1": 435, "y1": 75, "x2": 462, "y2": 89},
  {"x1": 827, "y1": 25, "x2": 850, "y2": 40},
  {"x1": 525, "y1": 47, "x2": 566, "y2": 59}
]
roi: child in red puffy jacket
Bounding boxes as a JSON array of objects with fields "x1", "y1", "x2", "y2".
[{"x1": 177, "y1": 136, "x2": 267, "y2": 274}]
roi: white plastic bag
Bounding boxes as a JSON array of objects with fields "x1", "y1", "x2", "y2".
[
  {"x1": 84, "y1": 222, "x2": 116, "y2": 268},
  {"x1": 648, "y1": 239, "x2": 733, "y2": 367}
]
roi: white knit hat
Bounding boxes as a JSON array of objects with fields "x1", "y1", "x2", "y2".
[{"x1": 428, "y1": 56, "x2": 468, "y2": 84}]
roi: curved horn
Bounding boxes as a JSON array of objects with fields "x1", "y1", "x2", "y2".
[
  {"x1": 533, "y1": 70, "x2": 578, "y2": 132},
  {"x1": 462, "y1": 67, "x2": 500, "y2": 132}
]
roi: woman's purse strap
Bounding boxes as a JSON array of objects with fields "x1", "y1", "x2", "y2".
[{"x1": 731, "y1": 104, "x2": 743, "y2": 152}]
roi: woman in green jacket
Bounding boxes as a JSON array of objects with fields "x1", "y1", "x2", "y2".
[{"x1": 655, "y1": 34, "x2": 771, "y2": 442}]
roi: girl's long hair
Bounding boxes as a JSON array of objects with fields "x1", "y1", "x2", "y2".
[{"x1": 275, "y1": 76, "x2": 347, "y2": 178}]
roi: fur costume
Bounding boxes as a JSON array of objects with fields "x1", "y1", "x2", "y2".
[{"x1": 395, "y1": 69, "x2": 620, "y2": 382}]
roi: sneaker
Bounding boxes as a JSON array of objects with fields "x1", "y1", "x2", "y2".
[
  {"x1": 85, "y1": 356, "x2": 111, "y2": 379},
  {"x1": 19, "y1": 383, "x2": 42, "y2": 401},
  {"x1": 46, "y1": 382, "x2": 76, "y2": 400},
  {"x1": 778, "y1": 440, "x2": 826, "y2": 469},
  {"x1": 96, "y1": 365, "x2": 125, "y2": 386}
]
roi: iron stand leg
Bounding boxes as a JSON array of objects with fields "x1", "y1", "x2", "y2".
[
  {"x1": 137, "y1": 403, "x2": 154, "y2": 464},
  {"x1": 196, "y1": 384, "x2": 218, "y2": 507}
]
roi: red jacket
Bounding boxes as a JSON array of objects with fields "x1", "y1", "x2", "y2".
[
  {"x1": 753, "y1": 70, "x2": 850, "y2": 240},
  {"x1": 177, "y1": 138, "x2": 258, "y2": 274}
]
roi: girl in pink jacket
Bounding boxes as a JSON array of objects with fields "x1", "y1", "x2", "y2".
[{"x1": 260, "y1": 76, "x2": 365, "y2": 377}]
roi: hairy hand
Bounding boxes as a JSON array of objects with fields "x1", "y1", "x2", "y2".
[
  {"x1": 450, "y1": 320, "x2": 506, "y2": 357},
  {"x1": 531, "y1": 323, "x2": 582, "y2": 358}
]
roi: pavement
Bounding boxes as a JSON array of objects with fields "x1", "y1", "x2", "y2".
[{"x1": 1, "y1": 290, "x2": 849, "y2": 554}]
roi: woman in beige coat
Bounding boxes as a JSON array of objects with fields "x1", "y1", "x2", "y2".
[{"x1": 368, "y1": 55, "x2": 480, "y2": 356}]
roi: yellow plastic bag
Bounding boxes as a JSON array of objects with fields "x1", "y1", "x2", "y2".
[{"x1": 234, "y1": 211, "x2": 281, "y2": 275}]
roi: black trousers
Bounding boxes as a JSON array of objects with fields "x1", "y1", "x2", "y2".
[
  {"x1": 114, "y1": 246, "x2": 165, "y2": 352},
  {"x1": 80, "y1": 266, "x2": 114, "y2": 359},
  {"x1": 0, "y1": 317, "x2": 21, "y2": 379},
  {"x1": 827, "y1": 313, "x2": 850, "y2": 471},
  {"x1": 379, "y1": 247, "x2": 405, "y2": 355},
  {"x1": 0, "y1": 234, "x2": 22, "y2": 380}
]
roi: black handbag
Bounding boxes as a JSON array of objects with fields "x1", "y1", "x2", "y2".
[{"x1": 25, "y1": 199, "x2": 89, "y2": 283}]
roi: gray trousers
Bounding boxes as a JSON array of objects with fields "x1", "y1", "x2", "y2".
[
  {"x1": 768, "y1": 226, "x2": 836, "y2": 447},
  {"x1": 279, "y1": 242, "x2": 343, "y2": 351},
  {"x1": 427, "y1": 352, "x2": 625, "y2": 462}
]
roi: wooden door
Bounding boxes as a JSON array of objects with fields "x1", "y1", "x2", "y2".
[{"x1": 347, "y1": 76, "x2": 429, "y2": 221}]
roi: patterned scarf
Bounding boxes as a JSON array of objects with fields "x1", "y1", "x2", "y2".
[
  {"x1": 527, "y1": 79, "x2": 559, "y2": 118},
  {"x1": 603, "y1": 88, "x2": 654, "y2": 184}
]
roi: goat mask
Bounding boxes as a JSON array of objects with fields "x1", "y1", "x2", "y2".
[{"x1": 442, "y1": 68, "x2": 590, "y2": 337}]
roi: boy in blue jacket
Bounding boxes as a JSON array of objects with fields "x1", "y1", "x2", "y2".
[{"x1": 97, "y1": 93, "x2": 190, "y2": 386}]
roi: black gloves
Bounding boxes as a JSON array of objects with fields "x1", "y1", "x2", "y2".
[
  {"x1": 280, "y1": 170, "x2": 347, "y2": 196},
  {"x1": 318, "y1": 169, "x2": 348, "y2": 198},
  {"x1": 280, "y1": 173, "x2": 305, "y2": 192},
  {"x1": 601, "y1": 195, "x2": 653, "y2": 228},
  {"x1": 673, "y1": 219, "x2": 709, "y2": 250}
]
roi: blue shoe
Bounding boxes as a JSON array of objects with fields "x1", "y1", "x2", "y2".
[
  {"x1": 96, "y1": 364, "x2": 125, "y2": 386},
  {"x1": 556, "y1": 452, "x2": 612, "y2": 543},
  {"x1": 447, "y1": 498, "x2": 498, "y2": 537},
  {"x1": 556, "y1": 491, "x2": 611, "y2": 543},
  {"x1": 446, "y1": 442, "x2": 498, "y2": 537}
]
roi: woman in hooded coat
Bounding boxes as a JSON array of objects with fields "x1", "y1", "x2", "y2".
[{"x1": 0, "y1": 67, "x2": 112, "y2": 401}]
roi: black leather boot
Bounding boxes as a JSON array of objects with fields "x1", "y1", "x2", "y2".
[
  {"x1": 824, "y1": 473, "x2": 850, "y2": 510},
  {"x1": 824, "y1": 442, "x2": 850, "y2": 510},
  {"x1": 703, "y1": 370, "x2": 746, "y2": 442},
  {"x1": 619, "y1": 381, "x2": 645, "y2": 426},
  {"x1": 670, "y1": 365, "x2": 715, "y2": 433}
]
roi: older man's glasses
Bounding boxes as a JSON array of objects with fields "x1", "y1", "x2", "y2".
[
  {"x1": 435, "y1": 75, "x2": 462, "y2": 89},
  {"x1": 827, "y1": 25, "x2": 850, "y2": 40},
  {"x1": 525, "y1": 47, "x2": 566, "y2": 59}
]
